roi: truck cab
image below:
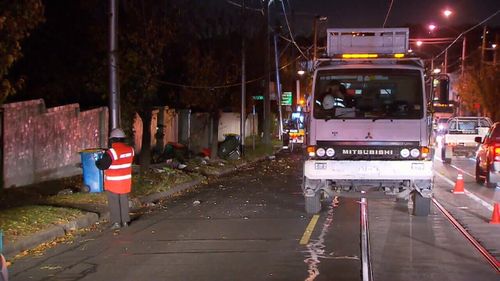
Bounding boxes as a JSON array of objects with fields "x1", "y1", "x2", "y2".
[{"x1": 302, "y1": 28, "x2": 433, "y2": 216}]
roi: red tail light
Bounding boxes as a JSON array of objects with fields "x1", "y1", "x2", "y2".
[{"x1": 494, "y1": 146, "x2": 500, "y2": 161}]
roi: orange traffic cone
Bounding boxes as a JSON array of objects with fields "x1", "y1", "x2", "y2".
[
  {"x1": 452, "y1": 173, "x2": 465, "y2": 194},
  {"x1": 490, "y1": 203, "x2": 500, "y2": 224}
]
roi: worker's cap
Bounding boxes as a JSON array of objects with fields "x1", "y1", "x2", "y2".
[{"x1": 109, "y1": 128, "x2": 126, "y2": 139}]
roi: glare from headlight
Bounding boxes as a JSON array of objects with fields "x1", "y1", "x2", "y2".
[
  {"x1": 400, "y1": 148, "x2": 410, "y2": 158},
  {"x1": 316, "y1": 148, "x2": 326, "y2": 157},
  {"x1": 410, "y1": 148, "x2": 420, "y2": 158},
  {"x1": 326, "y1": 148, "x2": 335, "y2": 157}
]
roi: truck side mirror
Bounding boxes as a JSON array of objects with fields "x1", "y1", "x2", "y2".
[{"x1": 474, "y1": 136, "x2": 482, "y2": 143}]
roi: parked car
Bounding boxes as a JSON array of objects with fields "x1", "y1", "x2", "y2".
[
  {"x1": 475, "y1": 122, "x2": 500, "y2": 188},
  {"x1": 441, "y1": 116, "x2": 492, "y2": 163}
]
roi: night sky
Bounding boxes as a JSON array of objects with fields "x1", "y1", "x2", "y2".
[{"x1": 266, "y1": 0, "x2": 500, "y2": 35}]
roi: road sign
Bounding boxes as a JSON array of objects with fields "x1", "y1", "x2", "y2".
[
  {"x1": 252, "y1": 95, "x2": 264, "y2": 100},
  {"x1": 281, "y1": 92, "x2": 292, "y2": 106}
]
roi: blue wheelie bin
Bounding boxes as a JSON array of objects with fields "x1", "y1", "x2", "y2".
[{"x1": 79, "y1": 149, "x2": 105, "y2": 193}]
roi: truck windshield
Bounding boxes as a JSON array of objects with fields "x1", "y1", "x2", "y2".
[{"x1": 313, "y1": 69, "x2": 423, "y2": 120}]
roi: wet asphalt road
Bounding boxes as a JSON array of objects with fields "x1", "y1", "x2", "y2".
[{"x1": 9, "y1": 151, "x2": 500, "y2": 280}]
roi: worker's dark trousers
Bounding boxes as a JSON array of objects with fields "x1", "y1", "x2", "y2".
[{"x1": 106, "y1": 191, "x2": 130, "y2": 225}]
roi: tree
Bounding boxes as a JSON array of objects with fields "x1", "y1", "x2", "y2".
[
  {"x1": 119, "y1": 0, "x2": 174, "y2": 173},
  {"x1": 455, "y1": 63, "x2": 500, "y2": 121},
  {"x1": 0, "y1": 0, "x2": 44, "y2": 104}
]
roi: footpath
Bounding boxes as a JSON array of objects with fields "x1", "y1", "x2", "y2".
[{"x1": 0, "y1": 149, "x2": 281, "y2": 261}]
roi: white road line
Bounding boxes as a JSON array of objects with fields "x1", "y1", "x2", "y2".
[
  {"x1": 434, "y1": 172, "x2": 494, "y2": 211},
  {"x1": 360, "y1": 196, "x2": 372, "y2": 281},
  {"x1": 450, "y1": 164, "x2": 475, "y2": 178}
]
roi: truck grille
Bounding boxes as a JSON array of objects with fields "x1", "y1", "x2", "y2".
[{"x1": 316, "y1": 141, "x2": 421, "y2": 160}]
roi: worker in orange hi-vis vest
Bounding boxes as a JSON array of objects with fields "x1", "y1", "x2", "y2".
[
  {"x1": 96, "y1": 128, "x2": 135, "y2": 230},
  {"x1": 1, "y1": 253, "x2": 8, "y2": 281}
]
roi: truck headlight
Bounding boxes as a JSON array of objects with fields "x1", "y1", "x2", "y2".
[
  {"x1": 400, "y1": 148, "x2": 410, "y2": 158},
  {"x1": 410, "y1": 148, "x2": 420, "y2": 158},
  {"x1": 326, "y1": 148, "x2": 335, "y2": 157},
  {"x1": 316, "y1": 148, "x2": 326, "y2": 157}
]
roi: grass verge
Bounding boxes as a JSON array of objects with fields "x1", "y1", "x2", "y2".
[{"x1": 0, "y1": 206, "x2": 84, "y2": 241}]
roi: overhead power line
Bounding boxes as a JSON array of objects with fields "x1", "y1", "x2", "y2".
[
  {"x1": 382, "y1": 0, "x2": 394, "y2": 28},
  {"x1": 225, "y1": 0, "x2": 263, "y2": 13},
  {"x1": 279, "y1": 0, "x2": 310, "y2": 60},
  {"x1": 433, "y1": 9, "x2": 500, "y2": 60},
  {"x1": 112, "y1": 54, "x2": 304, "y2": 91}
]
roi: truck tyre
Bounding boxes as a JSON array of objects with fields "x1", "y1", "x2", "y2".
[
  {"x1": 475, "y1": 161, "x2": 485, "y2": 184},
  {"x1": 305, "y1": 192, "x2": 321, "y2": 214},
  {"x1": 412, "y1": 192, "x2": 431, "y2": 216}
]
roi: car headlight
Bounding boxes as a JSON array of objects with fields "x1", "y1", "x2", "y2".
[
  {"x1": 400, "y1": 148, "x2": 410, "y2": 158},
  {"x1": 316, "y1": 148, "x2": 326, "y2": 157},
  {"x1": 410, "y1": 148, "x2": 420, "y2": 158},
  {"x1": 326, "y1": 148, "x2": 335, "y2": 157}
]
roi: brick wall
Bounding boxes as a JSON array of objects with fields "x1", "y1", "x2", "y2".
[{"x1": 2, "y1": 99, "x2": 108, "y2": 188}]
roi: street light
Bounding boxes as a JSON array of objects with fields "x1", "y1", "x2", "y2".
[
  {"x1": 416, "y1": 40, "x2": 423, "y2": 47},
  {"x1": 443, "y1": 9, "x2": 453, "y2": 18},
  {"x1": 296, "y1": 70, "x2": 306, "y2": 106},
  {"x1": 428, "y1": 24, "x2": 437, "y2": 32}
]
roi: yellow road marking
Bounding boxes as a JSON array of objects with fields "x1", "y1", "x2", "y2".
[{"x1": 299, "y1": 215, "x2": 319, "y2": 245}]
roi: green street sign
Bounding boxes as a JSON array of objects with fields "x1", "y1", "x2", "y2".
[
  {"x1": 281, "y1": 92, "x2": 292, "y2": 105},
  {"x1": 252, "y1": 95, "x2": 264, "y2": 100}
]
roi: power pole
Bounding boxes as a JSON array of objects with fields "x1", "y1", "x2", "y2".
[
  {"x1": 494, "y1": 33, "x2": 499, "y2": 65},
  {"x1": 461, "y1": 36, "x2": 466, "y2": 76},
  {"x1": 240, "y1": 0, "x2": 246, "y2": 156},
  {"x1": 313, "y1": 16, "x2": 318, "y2": 64},
  {"x1": 444, "y1": 49, "x2": 448, "y2": 73},
  {"x1": 109, "y1": 0, "x2": 120, "y2": 130},
  {"x1": 481, "y1": 26, "x2": 487, "y2": 69},
  {"x1": 263, "y1": 0, "x2": 271, "y2": 146},
  {"x1": 273, "y1": 30, "x2": 283, "y2": 140}
]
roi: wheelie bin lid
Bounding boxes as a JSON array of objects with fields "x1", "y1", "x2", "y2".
[{"x1": 79, "y1": 148, "x2": 105, "y2": 153}]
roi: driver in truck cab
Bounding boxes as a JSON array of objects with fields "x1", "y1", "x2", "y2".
[{"x1": 320, "y1": 80, "x2": 350, "y2": 110}]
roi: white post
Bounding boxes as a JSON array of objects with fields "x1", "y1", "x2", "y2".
[{"x1": 296, "y1": 79, "x2": 301, "y2": 105}]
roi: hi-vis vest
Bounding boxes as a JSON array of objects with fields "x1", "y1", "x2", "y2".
[{"x1": 104, "y1": 142, "x2": 134, "y2": 194}]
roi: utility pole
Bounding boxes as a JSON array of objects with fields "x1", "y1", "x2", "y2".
[
  {"x1": 313, "y1": 16, "x2": 319, "y2": 64},
  {"x1": 273, "y1": 30, "x2": 284, "y2": 140},
  {"x1": 444, "y1": 49, "x2": 448, "y2": 73},
  {"x1": 263, "y1": 0, "x2": 271, "y2": 146},
  {"x1": 240, "y1": 0, "x2": 246, "y2": 156},
  {"x1": 291, "y1": 6, "x2": 296, "y2": 107},
  {"x1": 479, "y1": 25, "x2": 487, "y2": 117},
  {"x1": 494, "y1": 33, "x2": 499, "y2": 65},
  {"x1": 481, "y1": 26, "x2": 487, "y2": 69},
  {"x1": 109, "y1": 0, "x2": 120, "y2": 130},
  {"x1": 461, "y1": 36, "x2": 466, "y2": 76}
]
